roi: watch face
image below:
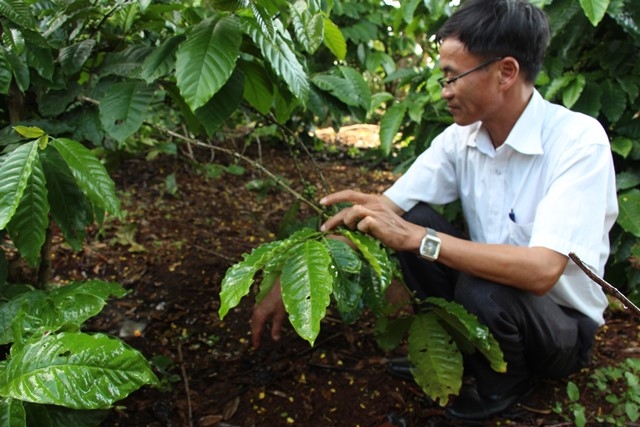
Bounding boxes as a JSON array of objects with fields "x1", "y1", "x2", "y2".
[
  {"x1": 425, "y1": 240, "x2": 437, "y2": 254},
  {"x1": 420, "y1": 231, "x2": 440, "y2": 260}
]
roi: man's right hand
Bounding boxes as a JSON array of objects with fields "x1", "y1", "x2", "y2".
[{"x1": 250, "y1": 280, "x2": 286, "y2": 349}]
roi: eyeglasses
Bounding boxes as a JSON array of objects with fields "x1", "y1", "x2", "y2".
[{"x1": 437, "y1": 57, "x2": 504, "y2": 88}]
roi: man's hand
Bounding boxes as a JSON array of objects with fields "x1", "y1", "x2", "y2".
[
  {"x1": 319, "y1": 190, "x2": 422, "y2": 253},
  {"x1": 250, "y1": 281, "x2": 286, "y2": 349}
]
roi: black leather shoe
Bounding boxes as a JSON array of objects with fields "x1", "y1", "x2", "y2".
[
  {"x1": 445, "y1": 381, "x2": 534, "y2": 421},
  {"x1": 386, "y1": 357, "x2": 415, "y2": 383}
]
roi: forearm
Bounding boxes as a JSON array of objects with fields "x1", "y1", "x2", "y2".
[{"x1": 436, "y1": 233, "x2": 568, "y2": 295}]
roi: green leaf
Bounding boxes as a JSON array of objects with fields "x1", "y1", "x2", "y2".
[
  {"x1": 0, "y1": 397, "x2": 26, "y2": 427},
  {"x1": 342, "y1": 230, "x2": 392, "y2": 290},
  {"x1": 579, "y1": 0, "x2": 610, "y2": 26},
  {"x1": 408, "y1": 313, "x2": 462, "y2": 406},
  {"x1": 0, "y1": 141, "x2": 39, "y2": 230},
  {"x1": 58, "y1": 40, "x2": 96, "y2": 76},
  {"x1": 194, "y1": 69, "x2": 244, "y2": 137},
  {"x1": 0, "y1": 0, "x2": 36, "y2": 28},
  {"x1": 5, "y1": 50, "x2": 28, "y2": 92},
  {"x1": 616, "y1": 171, "x2": 640, "y2": 191},
  {"x1": 12, "y1": 126, "x2": 44, "y2": 139},
  {"x1": 40, "y1": 147, "x2": 92, "y2": 251},
  {"x1": 0, "y1": 50, "x2": 12, "y2": 95},
  {"x1": 611, "y1": 137, "x2": 633, "y2": 159},
  {"x1": 99, "y1": 80, "x2": 155, "y2": 142},
  {"x1": 218, "y1": 228, "x2": 319, "y2": 319},
  {"x1": 428, "y1": 298, "x2": 506, "y2": 373},
  {"x1": 280, "y1": 240, "x2": 333, "y2": 345},
  {"x1": 49, "y1": 138, "x2": 120, "y2": 217},
  {"x1": 7, "y1": 153, "x2": 49, "y2": 267},
  {"x1": 291, "y1": 0, "x2": 324, "y2": 54},
  {"x1": 600, "y1": 80, "x2": 627, "y2": 123},
  {"x1": 176, "y1": 15, "x2": 242, "y2": 111},
  {"x1": 562, "y1": 74, "x2": 586, "y2": 109},
  {"x1": 325, "y1": 238, "x2": 363, "y2": 323},
  {"x1": 243, "y1": 18, "x2": 310, "y2": 103},
  {"x1": 618, "y1": 189, "x2": 640, "y2": 237},
  {"x1": 1, "y1": 332, "x2": 158, "y2": 409},
  {"x1": 322, "y1": 18, "x2": 346, "y2": 60},
  {"x1": 380, "y1": 102, "x2": 407, "y2": 156},
  {"x1": 0, "y1": 281, "x2": 127, "y2": 345},
  {"x1": 311, "y1": 66, "x2": 371, "y2": 109},
  {"x1": 240, "y1": 60, "x2": 274, "y2": 114},
  {"x1": 567, "y1": 380, "x2": 581, "y2": 401},
  {"x1": 140, "y1": 35, "x2": 185, "y2": 83}
]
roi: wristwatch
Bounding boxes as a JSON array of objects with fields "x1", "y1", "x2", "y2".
[{"x1": 419, "y1": 227, "x2": 441, "y2": 261}]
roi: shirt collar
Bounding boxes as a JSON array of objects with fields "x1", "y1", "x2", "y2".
[{"x1": 468, "y1": 89, "x2": 545, "y2": 156}]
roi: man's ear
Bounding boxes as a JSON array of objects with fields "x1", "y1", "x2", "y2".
[{"x1": 498, "y1": 57, "x2": 520, "y2": 89}]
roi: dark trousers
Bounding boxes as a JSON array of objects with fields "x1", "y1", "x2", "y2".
[{"x1": 397, "y1": 203, "x2": 598, "y2": 396}]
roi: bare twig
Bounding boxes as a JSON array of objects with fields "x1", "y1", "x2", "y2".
[
  {"x1": 569, "y1": 252, "x2": 640, "y2": 317},
  {"x1": 177, "y1": 342, "x2": 193, "y2": 427},
  {"x1": 146, "y1": 123, "x2": 327, "y2": 218}
]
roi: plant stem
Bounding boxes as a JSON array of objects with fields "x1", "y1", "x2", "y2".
[
  {"x1": 147, "y1": 123, "x2": 327, "y2": 218},
  {"x1": 569, "y1": 252, "x2": 640, "y2": 317}
]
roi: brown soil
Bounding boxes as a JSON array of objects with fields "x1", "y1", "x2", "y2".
[{"x1": 49, "y1": 132, "x2": 639, "y2": 427}]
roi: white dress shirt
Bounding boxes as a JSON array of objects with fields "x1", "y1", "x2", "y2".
[{"x1": 384, "y1": 89, "x2": 618, "y2": 325}]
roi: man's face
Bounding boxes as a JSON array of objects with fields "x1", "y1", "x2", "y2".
[{"x1": 438, "y1": 38, "x2": 502, "y2": 126}]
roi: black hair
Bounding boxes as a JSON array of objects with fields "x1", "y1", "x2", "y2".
[{"x1": 436, "y1": 0, "x2": 550, "y2": 83}]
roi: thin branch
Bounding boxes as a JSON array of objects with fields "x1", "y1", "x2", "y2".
[
  {"x1": 147, "y1": 123, "x2": 327, "y2": 217},
  {"x1": 569, "y1": 252, "x2": 640, "y2": 317},
  {"x1": 177, "y1": 342, "x2": 193, "y2": 427}
]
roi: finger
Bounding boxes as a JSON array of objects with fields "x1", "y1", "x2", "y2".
[
  {"x1": 250, "y1": 309, "x2": 267, "y2": 349},
  {"x1": 270, "y1": 310, "x2": 285, "y2": 342},
  {"x1": 320, "y1": 206, "x2": 350, "y2": 231},
  {"x1": 319, "y1": 189, "x2": 370, "y2": 207}
]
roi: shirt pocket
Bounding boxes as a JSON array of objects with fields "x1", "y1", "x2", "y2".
[{"x1": 507, "y1": 220, "x2": 534, "y2": 246}]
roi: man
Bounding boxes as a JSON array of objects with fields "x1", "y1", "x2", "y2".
[{"x1": 251, "y1": 0, "x2": 618, "y2": 420}]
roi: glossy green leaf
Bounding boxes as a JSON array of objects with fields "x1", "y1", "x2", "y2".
[
  {"x1": 0, "y1": 50, "x2": 11, "y2": 94},
  {"x1": 194, "y1": 69, "x2": 244, "y2": 137},
  {"x1": 380, "y1": 102, "x2": 407, "y2": 156},
  {"x1": 0, "y1": 141, "x2": 38, "y2": 230},
  {"x1": 243, "y1": 18, "x2": 309, "y2": 103},
  {"x1": 343, "y1": 230, "x2": 392, "y2": 291},
  {"x1": 280, "y1": 240, "x2": 333, "y2": 345},
  {"x1": 0, "y1": 0, "x2": 36, "y2": 28},
  {"x1": 7, "y1": 153, "x2": 48, "y2": 267},
  {"x1": 176, "y1": 15, "x2": 242, "y2": 111},
  {"x1": 323, "y1": 17, "x2": 346, "y2": 60},
  {"x1": 99, "y1": 80, "x2": 155, "y2": 142},
  {"x1": 12, "y1": 126, "x2": 44, "y2": 139},
  {"x1": 579, "y1": 0, "x2": 610, "y2": 26},
  {"x1": 40, "y1": 147, "x2": 92, "y2": 251},
  {"x1": 291, "y1": 0, "x2": 324, "y2": 54},
  {"x1": 408, "y1": 313, "x2": 462, "y2": 406},
  {"x1": 139, "y1": 35, "x2": 185, "y2": 83},
  {"x1": 240, "y1": 60, "x2": 274, "y2": 114},
  {"x1": 562, "y1": 74, "x2": 585, "y2": 109},
  {"x1": 325, "y1": 238, "x2": 363, "y2": 323},
  {"x1": 1, "y1": 332, "x2": 158, "y2": 409},
  {"x1": 311, "y1": 66, "x2": 371, "y2": 109},
  {"x1": 0, "y1": 397, "x2": 26, "y2": 427},
  {"x1": 428, "y1": 297, "x2": 506, "y2": 373},
  {"x1": 618, "y1": 189, "x2": 640, "y2": 237},
  {"x1": 600, "y1": 80, "x2": 627, "y2": 123},
  {"x1": 0, "y1": 281, "x2": 127, "y2": 345},
  {"x1": 49, "y1": 138, "x2": 120, "y2": 217},
  {"x1": 58, "y1": 40, "x2": 96, "y2": 76},
  {"x1": 218, "y1": 228, "x2": 320, "y2": 319},
  {"x1": 250, "y1": 3, "x2": 275, "y2": 40}
]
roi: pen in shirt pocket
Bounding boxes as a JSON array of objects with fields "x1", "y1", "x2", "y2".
[{"x1": 509, "y1": 209, "x2": 516, "y2": 222}]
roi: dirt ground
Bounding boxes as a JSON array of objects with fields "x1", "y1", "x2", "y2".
[{"x1": 47, "y1": 130, "x2": 640, "y2": 427}]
